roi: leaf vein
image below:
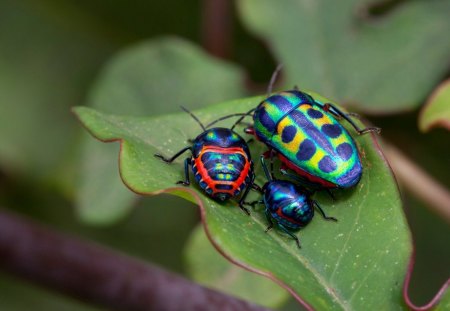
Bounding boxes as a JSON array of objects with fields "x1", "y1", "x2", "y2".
[{"x1": 251, "y1": 215, "x2": 350, "y2": 310}]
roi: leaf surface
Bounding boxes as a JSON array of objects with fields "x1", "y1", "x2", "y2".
[
  {"x1": 419, "y1": 79, "x2": 450, "y2": 132},
  {"x1": 435, "y1": 290, "x2": 450, "y2": 311},
  {"x1": 184, "y1": 224, "x2": 289, "y2": 309},
  {"x1": 74, "y1": 92, "x2": 413, "y2": 309},
  {"x1": 237, "y1": 0, "x2": 450, "y2": 113},
  {"x1": 0, "y1": 0, "x2": 112, "y2": 188}
]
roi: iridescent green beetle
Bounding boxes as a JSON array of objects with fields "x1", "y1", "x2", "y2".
[{"x1": 244, "y1": 89, "x2": 380, "y2": 189}]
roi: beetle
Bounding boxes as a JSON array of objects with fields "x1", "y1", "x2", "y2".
[
  {"x1": 246, "y1": 155, "x2": 337, "y2": 248},
  {"x1": 217, "y1": 65, "x2": 381, "y2": 190},
  {"x1": 229, "y1": 89, "x2": 380, "y2": 191},
  {"x1": 154, "y1": 107, "x2": 255, "y2": 214}
]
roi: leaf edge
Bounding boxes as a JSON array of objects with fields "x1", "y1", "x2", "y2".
[{"x1": 72, "y1": 105, "x2": 450, "y2": 310}]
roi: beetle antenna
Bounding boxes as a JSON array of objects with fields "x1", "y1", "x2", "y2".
[
  {"x1": 230, "y1": 108, "x2": 256, "y2": 131},
  {"x1": 180, "y1": 106, "x2": 206, "y2": 132},
  {"x1": 260, "y1": 155, "x2": 273, "y2": 181},
  {"x1": 267, "y1": 64, "x2": 283, "y2": 95},
  {"x1": 205, "y1": 113, "x2": 251, "y2": 129}
]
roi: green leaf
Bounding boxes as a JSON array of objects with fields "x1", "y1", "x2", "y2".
[
  {"x1": 73, "y1": 91, "x2": 412, "y2": 309},
  {"x1": 77, "y1": 37, "x2": 247, "y2": 224},
  {"x1": 184, "y1": 224, "x2": 289, "y2": 309},
  {"x1": 237, "y1": 0, "x2": 450, "y2": 113},
  {"x1": 435, "y1": 290, "x2": 450, "y2": 311},
  {"x1": 419, "y1": 79, "x2": 450, "y2": 132},
  {"x1": 0, "y1": 0, "x2": 113, "y2": 189}
]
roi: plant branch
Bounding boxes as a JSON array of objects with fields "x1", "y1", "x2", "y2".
[
  {"x1": 382, "y1": 144, "x2": 450, "y2": 222},
  {"x1": 201, "y1": 0, "x2": 232, "y2": 59},
  {"x1": 0, "y1": 209, "x2": 270, "y2": 311}
]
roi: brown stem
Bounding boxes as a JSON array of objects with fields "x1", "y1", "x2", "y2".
[
  {"x1": 201, "y1": 0, "x2": 232, "y2": 59},
  {"x1": 382, "y1": 144, "x2": 450, "y2": 222},
  {"x1": 0, "y1": 209, "x2": 270, "y2": 311}
]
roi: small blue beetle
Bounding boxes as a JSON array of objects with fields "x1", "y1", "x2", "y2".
[
  {"x1": 154, "y1": 107, "x2": 255, "y2": 214},
  {"x1": 246, "y1": 156, "x2": 337, "y2": 248}
]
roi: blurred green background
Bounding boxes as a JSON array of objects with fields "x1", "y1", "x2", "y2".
[{"x1": 0, "y1": 0, "x2": 448, "y2": 310}]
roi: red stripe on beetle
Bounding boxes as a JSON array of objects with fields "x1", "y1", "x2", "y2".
[
  {"x1": 275, "y1": 207, "x2": 303, "y2": 225},
  {"x1": 277, "y1": 153, "x2": 337, "y2": 188},
  {"x1": 194, "y1": 145, "x2": 251, "y2": 195}
]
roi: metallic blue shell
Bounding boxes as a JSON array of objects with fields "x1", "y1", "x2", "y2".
[
  {"x1": 263, "y1": 180, "x2": 314, "y2": 230},
  {"x1": 191, "y1": 128, "x2": 253, "y2": 201},
  {"x1": 192, "y1": 128, "x2": 251, "y2": 158}
]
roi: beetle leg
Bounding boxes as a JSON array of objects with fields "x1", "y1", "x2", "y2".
[
  {"x1": 239, "y1": 172, "x2": 264, "y2": 214},
  {"x1": 176, "y1": 158, "x2": 191, "y2": 186},
  {"x1": 251, "y1": 183, "x2": 264, "y2": 193},
  {"x1": 264, "y1": 209, "x2": 274, "y2": 233},
  {"x1": 154, "y1": 146, "x2": 192, "y2": 163},
  {"x1": 320, "y1": 104, "x2": 360, "y2": 120},
  {"x1": 261, "y1": 149, "x2": 276, "y2": 180},
  {"x1": 322, "y1": 103, "x2": 381, "y2": 135},
  {"x1": 239, "y1": 205, "x2": 250, "y2": 216},
  {"x1": 347, "y1": 112, "x2": 360, "y2": 119},
  {"x1": 278, "y1": 224, "x2": 301, "y2": 249},
  {"x1": 313, "y1": 201, "x2": 338, "y2": 222},
  {"x1": 269, "y1": 149, "x2": 276, "y2": 179},
  {"x1": 238, "y1": 183, "x2": 254, "y2": 216},
  {"x1": 320, "y1": 103, "x2": 343, "y2": 120},
  {"x1": 260, "y1": 155, "x2": 273, "y2": 181}
]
